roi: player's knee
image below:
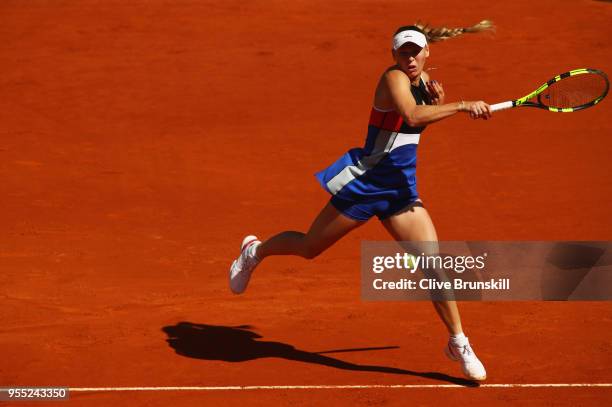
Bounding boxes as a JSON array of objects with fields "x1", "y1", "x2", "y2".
[{"x1": 301, "y1": 243, "x2": 322, "y2": 260}]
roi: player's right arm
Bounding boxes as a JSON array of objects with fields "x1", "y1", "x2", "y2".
[{"x1": 376, "y1": 68, "x2": 491, "y2": 125}]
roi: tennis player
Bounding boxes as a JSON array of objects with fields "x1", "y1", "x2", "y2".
[{"x1": 229, "y1": 22, "x2": 494, "y2": 381}]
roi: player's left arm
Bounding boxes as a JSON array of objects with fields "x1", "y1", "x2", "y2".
[{"x1": 422, "y1": 71, "x2": 445, "y2": 105}]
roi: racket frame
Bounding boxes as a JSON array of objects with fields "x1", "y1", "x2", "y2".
[{"x1": 490, "y1": 68, "x2": 609, "y2": 113}]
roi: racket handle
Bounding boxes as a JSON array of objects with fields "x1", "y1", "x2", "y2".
[{"x1": 490, "y1": 101, "x2": 514, "y2": 112}]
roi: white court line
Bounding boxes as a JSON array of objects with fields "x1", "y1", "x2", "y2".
[{"x1": 69, "y1": 383, "x2": 612, "y2": 392}]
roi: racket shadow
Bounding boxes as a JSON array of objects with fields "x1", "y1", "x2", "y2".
[{"x1": 161, "y1": 322, "x2": 478, "y2": 387}]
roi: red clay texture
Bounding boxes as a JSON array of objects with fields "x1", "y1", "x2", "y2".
[{"x1": 1, "y1": 0, "x2": 611, "y2": 405}]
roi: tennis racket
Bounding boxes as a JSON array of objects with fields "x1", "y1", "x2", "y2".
[{"x1": 490, "y1": 68, "x2": 609, "y2": 113}]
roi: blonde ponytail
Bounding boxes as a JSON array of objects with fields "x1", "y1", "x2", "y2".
[{"x1": 414, "y1": 20, "x2": 495, "y2": 42}]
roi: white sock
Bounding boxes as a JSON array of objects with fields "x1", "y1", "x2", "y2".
[{"x1": 450, "y1": 332, "x2": 467, "y2": 346}]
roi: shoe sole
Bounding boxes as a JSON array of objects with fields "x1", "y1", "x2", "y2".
[{"x1": 241, "y1": 235, "x2": 258, "y2": 251}]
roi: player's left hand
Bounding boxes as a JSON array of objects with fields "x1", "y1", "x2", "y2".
[{"x1": 426, "y1": 80, "x2": 445, "y2": 105}]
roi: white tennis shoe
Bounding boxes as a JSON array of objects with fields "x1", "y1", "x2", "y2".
[
  {"x1": 445, "y1": 337, "x2": 487, "y2": 381},
  {"x1": 229, "y1": 235, "x2": 261, "y2": 294}
]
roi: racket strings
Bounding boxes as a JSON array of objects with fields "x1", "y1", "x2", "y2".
[{"x1": 539, "y1": 73, "x2": 608, "y2": 108}]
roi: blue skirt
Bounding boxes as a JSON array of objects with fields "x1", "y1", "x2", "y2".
[{"x1": 314, "y1": 145, "x2": 420, "y2": 221}]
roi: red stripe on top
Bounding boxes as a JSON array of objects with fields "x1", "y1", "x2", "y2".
[
  {"x1": 368, "y1": 108, "x2": 403, "y2": 131},
  {"x1": 368, "y1": 109, "x2": 385, "y2": 127}
]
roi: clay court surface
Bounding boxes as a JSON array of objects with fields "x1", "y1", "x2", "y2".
[{"x1": 1, "y1": 0, "x2": 611, "y2": 405}]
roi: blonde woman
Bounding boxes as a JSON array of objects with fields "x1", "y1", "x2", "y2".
[{"x1": 230, "y1": 21, "x2": 494, "y2": 381}]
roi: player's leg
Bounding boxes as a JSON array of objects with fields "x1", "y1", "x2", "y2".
[
  {"x1": 379, "y1": 201, "x2": 462, "y2": 335},
  {"x1": 380, "y1": 201, "x2": 486, "y2": 381},
  {"x1": 257, "y1": 200, "x2": 364, "y2": 260},
  {"x1": 230, "y1": 200, "x2": 364, "y2": 294}
]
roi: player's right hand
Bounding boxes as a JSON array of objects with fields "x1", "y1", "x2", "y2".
[{"x1": 463, "y1": 100, "x2": 492, "y2": 120}]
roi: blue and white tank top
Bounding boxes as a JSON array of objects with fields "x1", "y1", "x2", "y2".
[{"x1": 315, "y1": 77, "x2": 431, "y2": 202}]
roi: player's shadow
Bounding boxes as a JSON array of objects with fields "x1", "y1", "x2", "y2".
[{"x1": 161, "y1": 322, "x2": 477, "y2": 387}]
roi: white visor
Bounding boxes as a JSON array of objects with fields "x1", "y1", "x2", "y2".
[{"x1": 392, "y1": 30, "x2": 427, "y2": 50}]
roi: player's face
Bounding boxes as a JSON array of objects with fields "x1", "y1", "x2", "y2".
[{"x1": 393, "y1": 43, "x2": 429, "y2": 79}]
